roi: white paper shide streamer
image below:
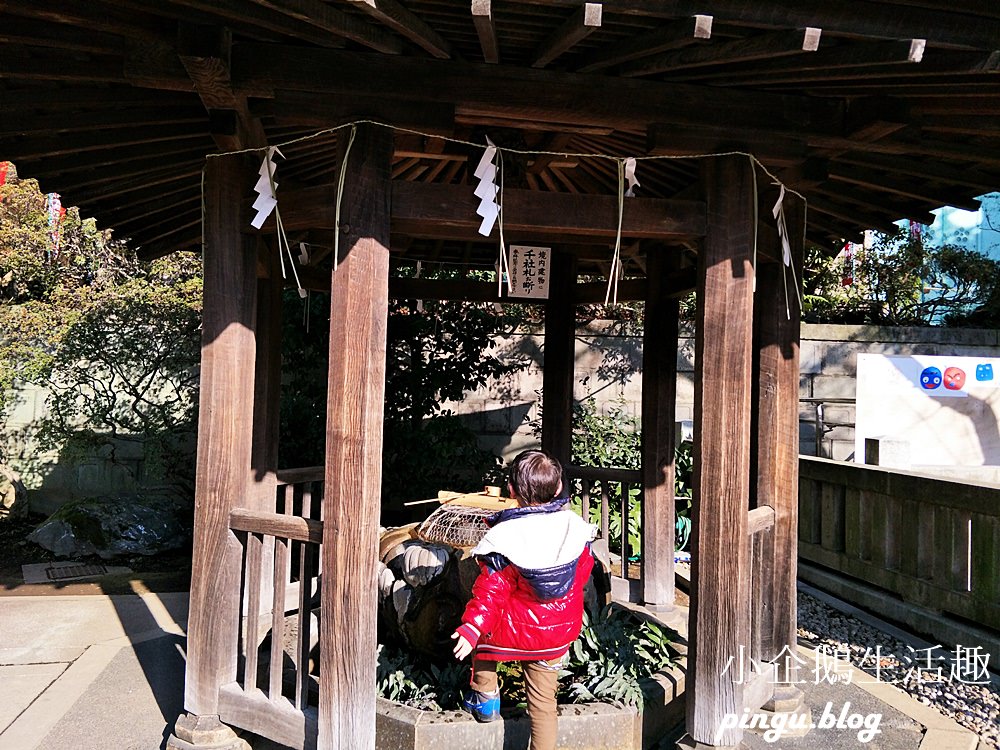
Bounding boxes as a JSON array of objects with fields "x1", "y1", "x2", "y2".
[
  {"x1": 251, "y1": 145, "x2": 305, "y2": 298},
  {"x1": 251, "y1": 146, "x2": 283, "y2": 229},
  {"x1": 772, "y1": 183, "x2": 791, "y2": 267},
  {"x1": 474, "y1": 139, "x2": 500, "y2": 237},
  {"x1": 624, "y1": 157, "x2": 640, "y2": 197}
]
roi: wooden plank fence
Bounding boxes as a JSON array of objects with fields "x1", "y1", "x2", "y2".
[
  {"x1": 799, "y1": 457, "x2": 1000, "y2": 632},
  {"x1": 222, "y1": 467, "x2": 324, "y2": 750}
]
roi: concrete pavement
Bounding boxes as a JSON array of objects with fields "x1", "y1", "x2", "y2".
[
  {"x1": 0, "y1": 583, "x2": 188, "y2": 750},
  {"x1": 0, "y1": 577, "x2": 987, "y2": 750}
]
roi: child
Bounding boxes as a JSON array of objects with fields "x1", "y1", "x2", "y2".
[{"x1": 451, "y1": 449, "x2": 597, "y2": 750}]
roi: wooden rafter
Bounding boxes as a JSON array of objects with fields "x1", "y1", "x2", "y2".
[
  {"x1": 676, "y1": 38, "x2": 926, "y2": 83},
  {"x1": 343, "y1": 0, "x2": 452, "y2": 59},
  {"x1": 230, "y1": 44, "x2": 845, "y2": 137},
  {"x1": 620, "y1": 27, "x2": 821, "y2": 77},
  {"x1": 577, "y1": 13, "x2": 712, "y2": 72},
  {"x1": 532, "y1": 2, "x2": 603, "y2": 68},
  {"x1": 169, "y1": 0, "x2": 401, "y2": 53},
  {"x1": 827, "y1": 164, "x2": 982, "y2": 211},
  {"x1": 516, "y1": 0, "x2": 1000, "y2": 52},
  {"x1": 472, "y1": 0, "x2": 500, "y2": 64}
]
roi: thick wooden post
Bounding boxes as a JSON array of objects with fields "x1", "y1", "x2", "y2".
[
  {"x1": 541, "y1": 251, "x2": 577, "y2": 465},
  {"x1": 251, "y1": 246, "x2": 283, "y2": 491},
  {"x1": 683, "y1": 155, "x2": 755, "y2": 749},
  {"x1": 317, "y1": 123, "x2": 392, "y2": 750},
  {"x1": 184, "y1": 154, "x2": 259, "y2": 715},
  {"x1": 641, "y1": 249, "x2": 678, "y2": 608},
  {"x1": 754, "y1": 197, "x2": 805, "y2": 688}
]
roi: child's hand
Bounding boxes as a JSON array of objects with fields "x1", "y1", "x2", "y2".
[{"x1": 451, "y1": 631, "x2": 473, "y2": 660}]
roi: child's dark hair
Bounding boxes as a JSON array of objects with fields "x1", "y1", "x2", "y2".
[{"x1": 508, "y1": 449, "x2": 563, "y2": 505}]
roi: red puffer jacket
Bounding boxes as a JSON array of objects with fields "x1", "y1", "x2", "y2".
[{"x1": 455, "y1": 501, "x2": 596, "y2": 661}]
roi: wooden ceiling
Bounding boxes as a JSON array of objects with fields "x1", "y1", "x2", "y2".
[{"x1": 2, "y1": 1, "x2": 999, "y2": 277}]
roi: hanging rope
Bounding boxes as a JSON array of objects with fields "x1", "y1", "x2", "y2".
[{"x1": 203, "y1": 119, "x2": 808, "y2": 310}]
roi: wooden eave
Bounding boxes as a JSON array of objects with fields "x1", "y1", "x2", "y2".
[{"x1": 0, "y1": 0, "x2": 997, "y2": 276}]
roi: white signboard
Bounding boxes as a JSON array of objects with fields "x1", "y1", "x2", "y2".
[
  {"x1": 506, "y1": 245, "x2": 550, "y2": 299},
  {"x1": 855, "y1": 353, "x2": 1000, "y2": 467}
]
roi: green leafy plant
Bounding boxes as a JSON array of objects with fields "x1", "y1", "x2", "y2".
[
  {"x1": 375, "y1": 601, "x2": 675, "y2": 712},
  {"x1": 375, "y1": 643, "x2": 469, "y2": 711},
  {"x1": 569, "y1": 397, "x2": 693, "y2": 556},
  {"x1": 562, "y1": 602, "x2": 675, "y2": 708}
]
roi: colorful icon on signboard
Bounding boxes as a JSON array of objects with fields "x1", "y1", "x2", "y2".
[
  {"x1": 976, "y1": 363, "x2": 993, "y2": 382},
  {"x1": 943, "y1": 367, "x2": 966, "y2": 391},
  {"x1": 920, "y1": 367, "x2": 942, "y2": 389}
]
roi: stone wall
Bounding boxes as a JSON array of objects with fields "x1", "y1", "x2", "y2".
[
  {"x1": 7, "y1": 323, "x2": 998, "y2": 512},
  {"x1": 445, "y1": 322, "x2": 1000, "y2": 466},
  {"x1": 2, "y1": 383, "x2": 145, "y2": 515}
]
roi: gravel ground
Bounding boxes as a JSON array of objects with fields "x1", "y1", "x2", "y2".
[{"x1": 797, "y1": 591, "x2": 1000, "y2": 749}]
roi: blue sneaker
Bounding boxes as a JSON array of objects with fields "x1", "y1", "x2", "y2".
[{"x1": 462, "y1": 690, "x2": 500, "y2": 723}]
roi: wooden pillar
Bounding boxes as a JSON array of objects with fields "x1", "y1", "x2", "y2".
[
  {"x1": 251, "y1": 246, "x2": 283, "y2": 488},
  {"x1": 641, "y1": 249, "x2": 678, "y2": 608},
  {"x1": 683, "y1": 155, "x2": 755, "y2": 749},
  {"x1": 317, "y1": 123, "x2": 392, "y2": 750},
  {"x1": 541, "y1": 250, "x2": 577, "y2": 465},
  {"x1": 754, "y1": 197, "x2": 805, "y2": 687},
  {"x1": 184, "y1": 153, "x2": 259, "y2": 716}
]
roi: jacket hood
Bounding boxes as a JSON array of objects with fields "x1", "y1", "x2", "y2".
[{"x1": 472, "y1": 505, "x2": 597, "y2": 571}]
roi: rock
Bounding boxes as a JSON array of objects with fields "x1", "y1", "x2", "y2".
[
  {"x1": 0, "y1": 464, "x2": 29, "y2": 522},
  {"x1": 27, "y1": 493, "x2": 191, "y2": 559}
]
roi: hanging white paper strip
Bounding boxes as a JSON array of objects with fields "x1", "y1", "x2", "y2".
[
  {"x1": 251, "y1": 146, "x2": 283, "y2": 229},
  {"x1": 506, "y1": 245, "x2": 551, "y2": 299},
  {"x1": 772, "y1": 183, "x2": 791, "y2": 266},
  {"x1": 474, "y1": 140, "x2": 500, "y2": 236},
  {"x1": 624, "y1": 157, "x2": 640, "y2": 197}
]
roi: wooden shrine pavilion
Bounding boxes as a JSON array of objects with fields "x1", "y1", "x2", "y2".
[{"x1": 2, "y1": 2, "x2": 999, "y2": 748}]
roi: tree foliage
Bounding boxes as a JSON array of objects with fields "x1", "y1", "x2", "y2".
[
  {"x1": 802, "y1": 228, "x2": 1000, "y2": 327},
  {"x1": 0, "y1": 165, "x2": 202, "y2": 491},
  {"x1": 279, "y1": 265, "x2": 526, "y2": 510}
]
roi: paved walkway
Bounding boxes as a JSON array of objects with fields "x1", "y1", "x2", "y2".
[
  {"x1": 0, "y1": 581, "x2": 188, "y2": 750},
  {"x1": 0, "y1": 576, "x2": 986, "y2": 750}
]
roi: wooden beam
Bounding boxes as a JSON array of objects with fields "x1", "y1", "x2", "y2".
[
  {"x1": 827, "y1": 164, "x2": 982, "y2": 212},
  {"x1": 678, "y1": 38, "x2": 926, "y2": 84},
  {"x1": 270, "y1": 181, "x2": 706, "y2": 240},
  {"x1": 177, "y1": 23, "x2": 268, "y2": 151},
  {"x1": 620, "y1": 27, "x2": 821, "y2": 77},
  {"x1": 510, "y1": 0, "x2": 1000, "y2": 52},
  {"x1": 686, "y1": 154, "x2": 755, "y2": 746},
  {"x1": 753, "y1": 192, "x2": 805, "y2": 684},
  {"x1": 835, "y1": 152, "x2": 1000, "y2": 196},
  {"x1": 184, "y1": 152, "x2": 259, "y2": 716},
  {"x1": 532, "y1": 2, "x2": 603, "y2": 68},
  {"x1": 174, "y1": 0, "x2": 402, "y2": 53},
  {"x1": 255, "y1": 90, "x2": 455, "y2": 135},
  {"x1": 647, "y1": 123, "x2": 808, "y2": 167},
  {"x1": 472, "y1": 0, "x2": 500, "y2": 64},
  {"x1": 541, "y1": 251, "x2": 577, "y2": 464},
  {"x1": 318, "y1": 122, "x2": 392, "y2": 750},
  {"x1": 344, "y1": 0, "x2": 452, "y2": 59},
  {"x1": 577, "y1": 14, "x2": 712, "y2": 73},
  {"x1": 230, "y1": 45, "x2": 845, "y2": 138},
  {"x1": 641, "y1": 250, "x2": 678, "y2": 608}
]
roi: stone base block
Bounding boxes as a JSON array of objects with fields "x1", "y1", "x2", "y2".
[{"x1": 167, "y1": 713, "x2": 252, "y2": 750}]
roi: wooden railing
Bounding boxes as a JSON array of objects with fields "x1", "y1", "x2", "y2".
[
  {"x1": 219, "y1": 467, "x2": 325, "y2": 750},
  {"x1": 564, "y1": 463, "x2": 642, "y2": 581},
  {"x1": 799, "y1": 457, "x2": 1000, "y2": 632}
]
